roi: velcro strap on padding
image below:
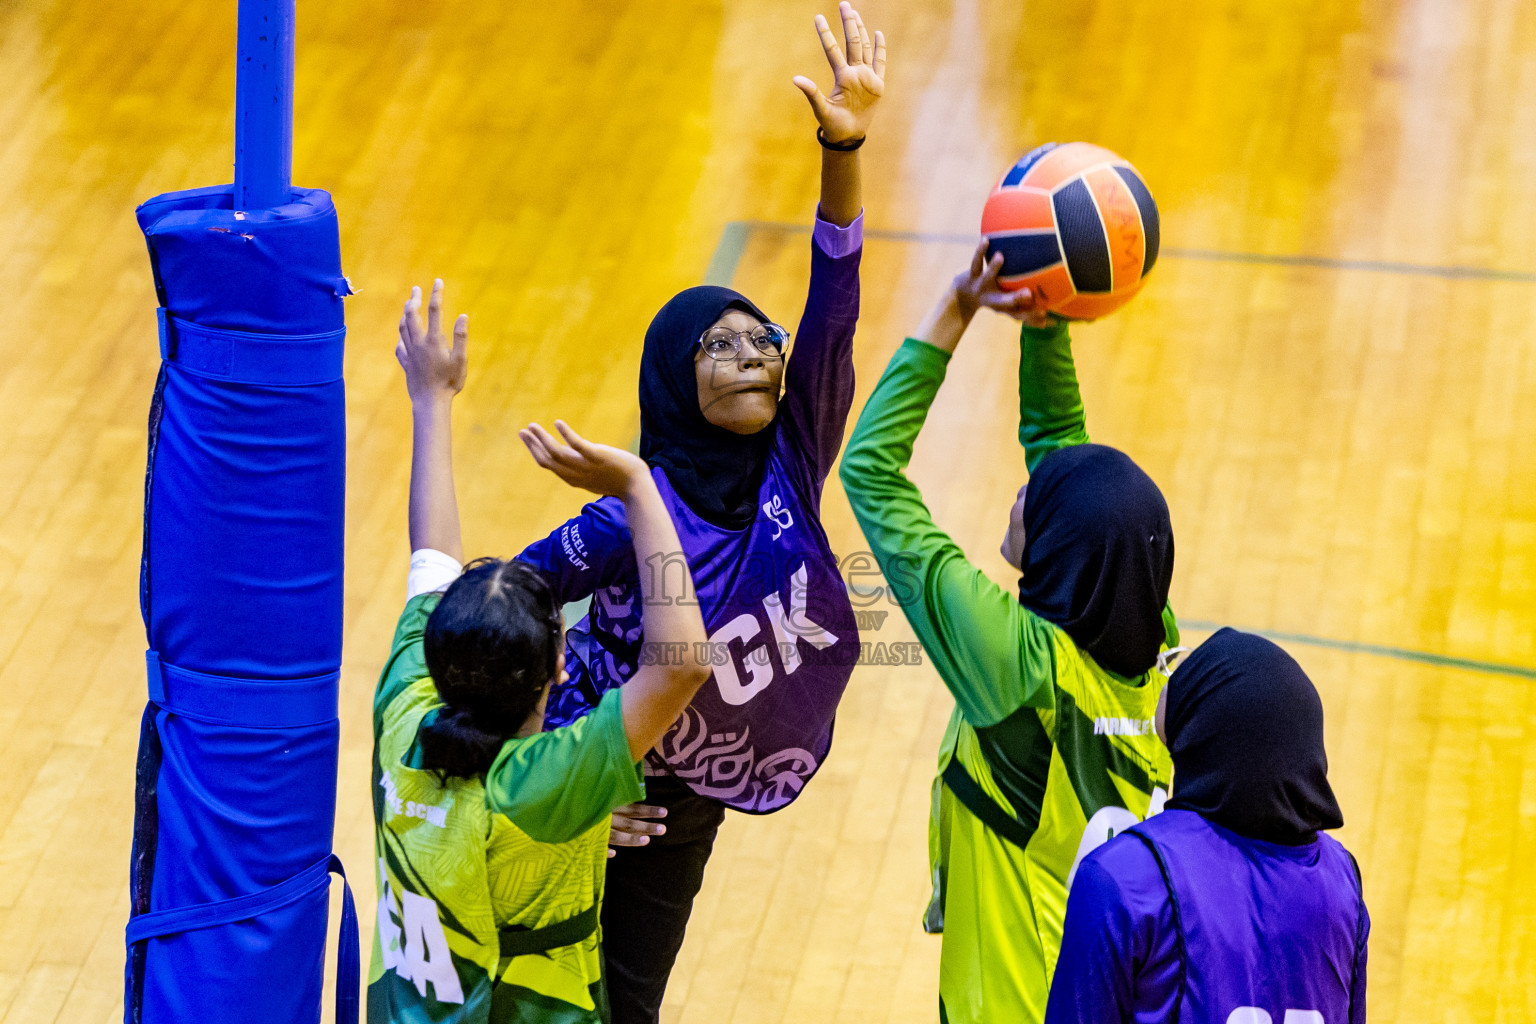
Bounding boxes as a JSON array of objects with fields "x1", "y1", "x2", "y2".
[
  {"x1": 498, "y1": 903, "x2": 599, "y2": 959},
  {"x1": 158, "y1": 308, "x2": 345, "y2": 385},
  {"x1": 145, "y1": 649, "x2": 338, "y2": 728},
  {"x1": 941, "y1": 756, "x2": 1036, "y2": 851}
]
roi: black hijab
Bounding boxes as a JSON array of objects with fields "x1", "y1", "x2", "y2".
[
  {"x1": 638, "y1": 285, "x2": 774, "y2": 529},
  {"x1": 1165, "y1": 627, "x2": 1344, "y2": 844},
  {"x1": 1019, "y1": 443, "x2": 1174, "y2": 678}
]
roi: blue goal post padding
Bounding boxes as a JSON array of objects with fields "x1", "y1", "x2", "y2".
[{"x1": 127, "y1": 183, "x2": 357, "y2": 1024}]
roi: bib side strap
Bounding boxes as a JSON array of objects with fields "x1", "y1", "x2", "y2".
[
  {"x1": 1125, "y1": 828, "x2": 1188, "y2": 1023},
  {"x1": 497, "y1": 903, "x2": 600, "y2": 960},
  {"x1": 330, "y1": 854, "x2": 360, "y2": 1024}
]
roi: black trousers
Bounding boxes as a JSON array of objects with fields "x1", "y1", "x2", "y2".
[{"x1": 600, "y1": 775, "x2": 727, "y2": 1024}]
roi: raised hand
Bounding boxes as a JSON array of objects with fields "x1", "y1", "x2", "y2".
[
  {"x1": 397, "y1": 279, "x2": 469, "y2": 403},
  {"x1": 793, "y1": 2, "x2": 886, "y2": 144},
  {"x1": 954, "y1": 240, "x2": 1056, "y2": 328},
  {"x1": 519, "y1": 420, "x2": 650, "y2": 499}
]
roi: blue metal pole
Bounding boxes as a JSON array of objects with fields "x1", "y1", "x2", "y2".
[{"x1": 234, "y1": 0, "x2": 295, "y2": 209}]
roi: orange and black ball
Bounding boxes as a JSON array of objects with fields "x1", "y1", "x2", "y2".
[{"x1": 981, "y1": 142, "x2": 1159, "y2": 321}]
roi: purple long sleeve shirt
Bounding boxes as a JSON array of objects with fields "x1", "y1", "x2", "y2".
[
  {"x1": 1045, "y1": 809, "x2": 1368, "y2": 1024},
  {"x1": 518, "y1": 216, "x2": 863, "y2": 813}
]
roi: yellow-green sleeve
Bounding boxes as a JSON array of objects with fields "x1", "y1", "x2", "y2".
[{"x1": 374, "y1": 593, "x2": 439, "y2": 715}]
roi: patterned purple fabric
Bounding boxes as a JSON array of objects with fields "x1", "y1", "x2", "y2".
[{"x1": 519, "y1": 225, "x2": 862, "y2": 813}]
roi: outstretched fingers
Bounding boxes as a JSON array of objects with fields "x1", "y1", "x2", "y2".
[
  {"x1": 400, "y1": 286, "x2": 422, "y2": 343},
  {"x1": 840, "y1": 2, "x2": 862, "y2": 66},
  {"x1": 450, "y1": 313, "x2": 469, "y2": 379},
  {"x1": 1002, "y1": 288, "x2": 1036, "y2": 312},
  {"x1": 427, "y1": 278, "x2": 443, "y2": 341},
  {"x1": 518, "y1": 426, "x2": 552, "y2": 467},
  {"x1": 980, "y1": 284, "x2": 1051, "y2": 323},
  {"x1": 979, "y1": 251, "x2": 1006, "y2": 290},
  {"x1": 872, "y1": 28, "x2": 886, "y2": 78},
  {"x1": 525, "y1": 422, "x2": 582, "y2": 468},
  {"x1": 970, "y1": 236, "x2": 995, "y2": 276},
  {"x1": 814, "y1": 12, "x2": 847, "y2": 71},
  {"x1": 522, "y1": 423, "x2": 570, "y2": 470},
  {"x1": 853, "y1": 8, "x2": 875, "y2": 69}
]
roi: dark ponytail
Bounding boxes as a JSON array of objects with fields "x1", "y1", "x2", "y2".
[
  {"x1": 416, "y1": 705, "x2": 512, "y2": 781},
  {"x1": 418, "y1": 558, "x2": 562, "y2": 780}
]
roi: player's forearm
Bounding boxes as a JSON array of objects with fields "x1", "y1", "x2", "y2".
[
  {"x1": 818, "y1": 147, "x2": 861, "y2": 227},
  {"x1": 842, "y1": 340, "x2": 1054, "y2": 721},
  {"x1": 624, "y1": 476, "x2": 705, "y2": 654},
  {"x1": 912, "y1": 285, "x2": 976, "y2": 355},
  {"x1": 839, "y1": 338, "x2": 960, "y2": 601},
  {"x1": 618, "y1": 472, "x2": 710, "y2": 759},
  {"x1": 407, "y1": 395, "x2": 464, "y2": 562}
]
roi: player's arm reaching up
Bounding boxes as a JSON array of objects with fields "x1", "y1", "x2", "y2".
[
  {"x1": 397, "y1": 280, "x2": 710, "y2": 762},
  {"x1": 398, "y1": 279, "x2": 469, "y2": 562},
  {"x1": 793, "y1": 0, "x2": 885, "y2": 227},
  {"x1": 771, "y1": 2, "x2": 887, "y2": 490},
  {"x1": 519, "y1": 423, "x2": 711, "y2": 761},
  {"x1": 1015, "y1": 311, "x2": 1089, "y2": 471},
  {"x1": 988, "y1": 250, "x2": 1180, "y2": 640},
  {"x1": 839, "y1": 246, "x2": 1058, "y2": 725}
]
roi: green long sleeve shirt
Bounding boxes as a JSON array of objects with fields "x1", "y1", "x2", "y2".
[
  {"x1": 1017, "y1": 321, "x2": 1090, "y2": 471},
  {"x1": 839, "y1": 323, "x2": 1083, "y2": 725},
  {"x1": 839, "y1": 323, "x2": 1177, "y2": 1024}
]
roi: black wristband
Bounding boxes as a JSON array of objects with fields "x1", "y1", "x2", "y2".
[{"x1": 817, "y1": 128, "x2": 865, "y2": 151}]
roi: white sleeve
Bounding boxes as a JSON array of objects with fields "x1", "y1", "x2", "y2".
[{"x1": 407, "y1": 548, "x2": 464, "y2": 599}]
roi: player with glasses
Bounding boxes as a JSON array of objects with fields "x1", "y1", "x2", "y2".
[
  {"x1": 697, "y1": 322, "x2": 791, "y2": 361},
  {"x1": 513, "y1": 5, "x2": 885, "y2": 1022}
]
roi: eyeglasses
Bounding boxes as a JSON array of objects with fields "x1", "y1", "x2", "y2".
[{"x1": 698, "y1": 323, "x2": 790, "y2": 361}]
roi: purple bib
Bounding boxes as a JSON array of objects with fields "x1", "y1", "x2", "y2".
[
  {"x1": 546, "y1": 455, "x2": 858, "y2": 813},
  {"x1": 524, "y1": 228, "x2": 864, "y2": 813},
  {"x1": 1131, "y1": 810, "x2": 1366, "y2": 1024}
]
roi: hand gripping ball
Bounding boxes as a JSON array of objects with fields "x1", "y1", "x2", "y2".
[{"x1": 981, "y1": 141, "x2": 1160, "y2": 320}]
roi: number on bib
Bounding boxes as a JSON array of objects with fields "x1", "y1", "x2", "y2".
[
  {"x1": 1227, "y1": 1011, "x2": 1272, "y2": 1024},
  {"x1": 377, "y1": 872, "x2": 465, "y2": 1005},
  {"x1": 1226, "y1": 1009, "x2": 1325, "y2": 1024}
]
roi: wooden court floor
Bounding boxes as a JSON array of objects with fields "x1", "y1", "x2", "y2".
[{"x1": 1, "y1": 0, "x2": 1533, "y2": 1021}]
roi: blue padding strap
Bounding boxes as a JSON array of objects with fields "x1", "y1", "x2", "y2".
[
  {"x1": 127, "y1": 856, "x2": 327, "y2": 942},
  {"x1": 125, "y1": 855, "x2": 360, "y2": 1023},
  {"x1": 333, "y1": 855, "x2": 361, "y2": 1024},
  {"x1": 145, "y1": 650, "x2": 338, "y2": 728},
  {"x1": 157, "y1": 307, "x2": 345, "y2": 385}
]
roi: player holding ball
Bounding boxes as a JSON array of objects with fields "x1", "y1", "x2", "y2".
[{"x1": 841, "y1": 240, "x2": 1179, "y2": 1023}]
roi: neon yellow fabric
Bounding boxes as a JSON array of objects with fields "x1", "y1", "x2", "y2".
[
  {"x1": 930, "y1": 632, "x2": 1170, "y2": 1024},
  {"x1": 368, "y1": 594, "x2": 644, "y2": 1023}
]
